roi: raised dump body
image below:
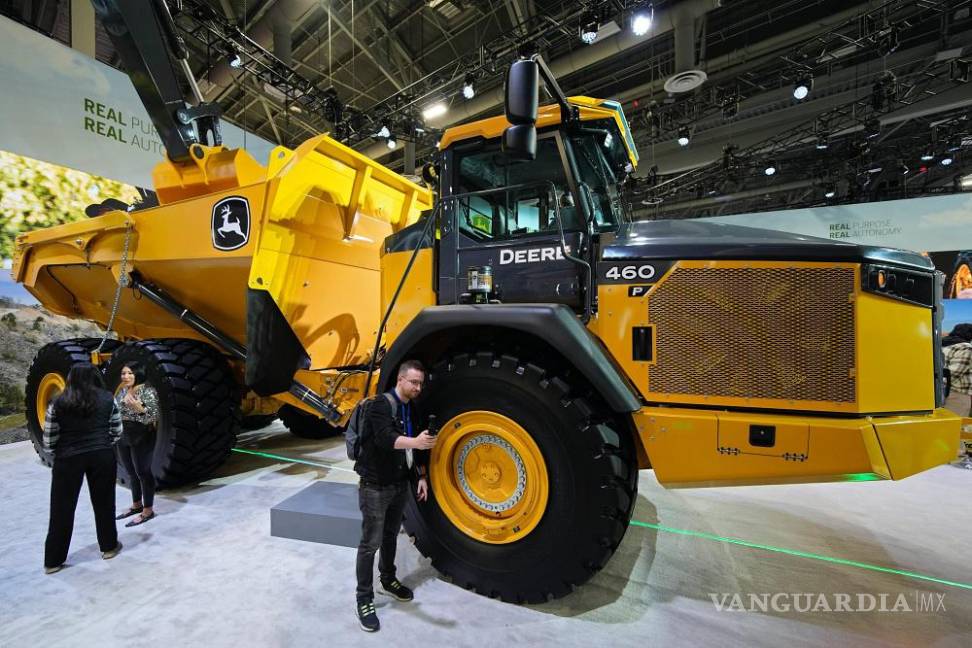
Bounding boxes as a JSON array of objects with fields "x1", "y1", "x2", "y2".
[{"x1": 13, "y1": 135, "x2": 432, "y2": 373}]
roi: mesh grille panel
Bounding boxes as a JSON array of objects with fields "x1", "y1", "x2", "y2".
[{"x1": 647, "y1": 265, "x2": 856, "y2": 403}]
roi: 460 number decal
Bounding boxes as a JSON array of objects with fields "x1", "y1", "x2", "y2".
[
  {"x1": 605, "y1": 265, "x2": 655, "y2": 280},
  {"x1": 598, "y1": 260, "x2": 673, "y2": 284}
]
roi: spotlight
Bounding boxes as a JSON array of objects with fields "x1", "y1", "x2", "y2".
[
  {"x1": 376, "y1": 124, "x2": 391, "y2": 139},
  {"x1": 867, "y1": 160, "x2": 883, "y2": 174},
  {"x1": 824, "y1": 184, "x2": 837, "y2": 199},
  {"x1": 677, "y1": 126, "x2": 690, "y2": 147},
  {"x1": 815, "y1": 134, "x2": 830, "y2": 150},
  {"x1": 462, "y1": 75, "x2": 475, "y2": 100},
  {"x1": 899, "y1": 161, "x2": 910, "y2": 175},
  {"x1": 386, "y1": 135, "x2": 398, "y2": 150},
  {"x1": 764, "y1": 162, "x2": 777, "y2": 176},
  {"x1": 941, "y1": 155, "x2": 954, "y2": 166},
  {"x1": 864, "y1": 118, "x2": 881, "y2": 139},
  {"x1": 793, "y1": 76, "x2": 812, "y2": 100},
  {"x1": 947, "y1": 135, "x2": 963, "y2": 152},
  {"x1": 228, "y1": 52, "x2": 243, "y2": 69},
  {"x1": 920, "y1": 148, "x2": 935, "y2": 161},
  {"x1": 422, "y1": 103, "x2": 448, "y2": 120},
  {"x1": 580, "y1": 12, "x2": 599, "y2": 44},
  {"x1": 631, "y1": 9, "x2": 653, "y2": 36}
]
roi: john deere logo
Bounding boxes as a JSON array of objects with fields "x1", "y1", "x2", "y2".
[{"x1": 211, "y1": 196, "x2": 250, "y2": 251}]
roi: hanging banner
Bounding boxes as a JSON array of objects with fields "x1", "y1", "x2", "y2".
[{"x1": 0, "y1": 15, "x2": 276, "y2": 189}]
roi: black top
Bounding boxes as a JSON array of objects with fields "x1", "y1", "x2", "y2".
[
  {"x1": 354, "y1": 391, "x2": 428, "y2": 486},
  {"x1": 46, "y1": 390, "x2": 121, "y2": 460},
  {"x1": 601, "y1": 220, "x2": 934, "y2": 271}
]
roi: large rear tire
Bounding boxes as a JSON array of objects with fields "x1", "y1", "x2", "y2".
[
  {"x1": 25, "y1": 338, "x2": 120, "y2": 466},
  {"x1": 104, "y1": 339, "x2": 240, "y2": 488},
  {"x1": 278, "y1": 404, "x2": 342, "y2": 439},
  {"x1": 404, "y1": 352, "x2": 638, "y2": 603}
]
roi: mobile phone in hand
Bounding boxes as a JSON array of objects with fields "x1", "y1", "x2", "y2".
[{"x1": 427, "y1": 414, "x2": 438, "y2": 436}]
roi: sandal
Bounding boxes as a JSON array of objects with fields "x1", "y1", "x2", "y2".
[
  {"x1": 115, "y1": 507, "x2": 143, "y2": 520},
  {"x1": 125, "y1": 511, "x2": 155, "y2": 527}
]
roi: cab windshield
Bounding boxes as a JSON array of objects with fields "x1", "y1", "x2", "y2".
[{"x1": 567, "y1": 118, "x2": 631, "y2": 231}]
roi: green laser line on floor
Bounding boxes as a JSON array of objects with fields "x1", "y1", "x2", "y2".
[
  {"x1": 231, "y1": 447, "x2": 354, "y2": 472},
  {"x1": 628, "y1": 519, "x2": 972, "y2": 591},
  {"x1": 232, "y1": 447, "x2": 972, "y2": 592}
]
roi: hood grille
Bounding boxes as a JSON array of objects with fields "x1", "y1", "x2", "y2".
[{"x1": 647, "y1": 265, "x2": 857, "y2": 404}]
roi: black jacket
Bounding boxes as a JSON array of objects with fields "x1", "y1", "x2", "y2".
[
  {"x1": 44, "y1": 390, "x2": 121, "y2": 460},
  {"x1": 354, "y1": 391, "x2": 428, "y2": 486}
]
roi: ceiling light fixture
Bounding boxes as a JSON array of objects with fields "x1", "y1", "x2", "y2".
[
  {"x1": 793, "y1": 76, "x2": 813, "y2": 100},
  {"x1": 422, "y1": 103, "x2": 448, "y2": 120},
  {"x1": 677, "y1": 126, "x2": 691, "y2": 147},
  {"x1": 580, "y1": 12, "x2": 599, "y2": 44},
  {"x1": 631, "y1": 6, "x2": 653, "y2": 36}
]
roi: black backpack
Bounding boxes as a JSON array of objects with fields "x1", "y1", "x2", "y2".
[{"x1": 345, "y1": 392, "x2": 396, "y2": 461}]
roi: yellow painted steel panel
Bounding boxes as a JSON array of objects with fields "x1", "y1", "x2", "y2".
[
  {"x1": 856, "y1": 292, "x2": 935, "y2": 412},
  {"x1": 872, "y1": 409, "x2": 961, "y2": 480},
  {"x1": 589, "y1": 283, "x2": 652, "y2": 399},
  {"x1": 381, "y1": 248, "x2": 436, "y2": 346}
]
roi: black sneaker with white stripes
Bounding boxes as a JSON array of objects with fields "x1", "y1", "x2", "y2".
[
  {"x1": 357, "y1": 600, "x2": 379, "y2": 632},
  {"x1": 379, "y1": 578, "x2": 414, "y2": 602}
]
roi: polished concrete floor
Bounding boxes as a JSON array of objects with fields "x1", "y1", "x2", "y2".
[{"x1": 1, "y1": 422, "x2": 970, "y2": 647}]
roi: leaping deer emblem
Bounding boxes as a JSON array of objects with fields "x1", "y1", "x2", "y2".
[{"x1": 216, "y1": 204, "x2": 245, "y2": 239}]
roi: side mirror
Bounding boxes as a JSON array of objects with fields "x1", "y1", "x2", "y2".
[
  {"x1": 502, "y1": 59, "x2": 539, "y2": 160},
  {"x1": 502, "y1": 125, "x2": 536, "y2": 160}
]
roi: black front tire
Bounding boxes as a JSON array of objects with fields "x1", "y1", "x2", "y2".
[
  {"x1": 278, "y1": 405, "x2": 342, "y2": 439},
  {"x1": 404, "y1": 352, "x2": 638, "y2": 603},
  {"x1": 25, "y1": 338, "x2": 119, "y2": 466},
  {"x1": 104, "y1": 339, "x2": 240, "y2": 488}
]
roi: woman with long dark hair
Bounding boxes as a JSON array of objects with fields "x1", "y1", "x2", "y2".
[
  {"x1": 114, "y1": 361, "x2": 160, "y2": 526},
  {"x1": 42, "y1": 362, "x2": 123, "y2": 574}
]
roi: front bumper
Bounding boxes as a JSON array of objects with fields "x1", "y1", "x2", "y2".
[{"x1": 633, "y1": 407, "x2": 961, "y2": 488}]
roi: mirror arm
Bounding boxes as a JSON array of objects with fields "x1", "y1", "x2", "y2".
[{"x1": 531, "y1": 54, "x2": 578, "y2": 124}]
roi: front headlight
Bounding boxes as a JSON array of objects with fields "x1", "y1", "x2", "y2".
[{"x1": 861, "y1": 263, "x2": 935, "y2": 307}]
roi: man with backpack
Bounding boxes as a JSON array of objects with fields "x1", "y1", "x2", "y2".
[{"x1": 353, "y1": 359, "x2": 437, "y2": 632}]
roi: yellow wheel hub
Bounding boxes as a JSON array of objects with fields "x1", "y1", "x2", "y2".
[
  {"x1": 35, "y1": 372, "x2": 66, "y2": 429},
  {"x1": 430, "y1": 410, "x2": 548, "y2": 544}
]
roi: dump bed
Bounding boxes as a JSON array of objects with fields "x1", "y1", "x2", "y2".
[{"x1": 11, "y1": 134, "x2": 433, "y2": 370}]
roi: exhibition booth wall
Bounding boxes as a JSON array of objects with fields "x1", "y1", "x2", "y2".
[{"x1": 0, "y1": 15, "x2": 275, "y2": 190}]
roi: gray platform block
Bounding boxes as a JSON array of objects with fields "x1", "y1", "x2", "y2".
[{"x1": 271, "y1": 481, "x2": 361, "y2": 548}]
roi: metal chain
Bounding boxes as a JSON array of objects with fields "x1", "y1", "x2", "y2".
[{"x1": 97, "y1": 222, "x2": 133, "y2": 354}]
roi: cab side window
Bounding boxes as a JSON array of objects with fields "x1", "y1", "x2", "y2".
[{"x1": 455, "y1": 137, "x2": 579, "y2": 241}]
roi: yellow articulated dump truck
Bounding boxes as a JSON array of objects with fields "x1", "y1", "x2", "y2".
[{"x1": 13, "y1": 1, "x2": 960, "y2": 603}]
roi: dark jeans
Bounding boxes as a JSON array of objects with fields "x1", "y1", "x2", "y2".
[
  {"x1": 116, "y1": 434, "x2": 155, "y2": 508},
  {"x1": 45, "y1": 449, "x2": 118, "y2": 568},
  {"x1": 356, "y1": 480, "x2": 408, "y2": 602}
]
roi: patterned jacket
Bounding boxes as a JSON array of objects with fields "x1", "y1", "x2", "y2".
[
  {"x1": 945, "y1": 342, "x2": 972, "y2": 395},
  {"x1": 115, "y1": 384, "x2": 160, "y2": 426}
]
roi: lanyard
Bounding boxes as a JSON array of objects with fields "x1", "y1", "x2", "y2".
[
  {"x1": 391, "y1": 391, "x2": 413, "y2": 437},
  {"x1": 401, "y1": 401, "x2": 413, "y2": 437}
]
